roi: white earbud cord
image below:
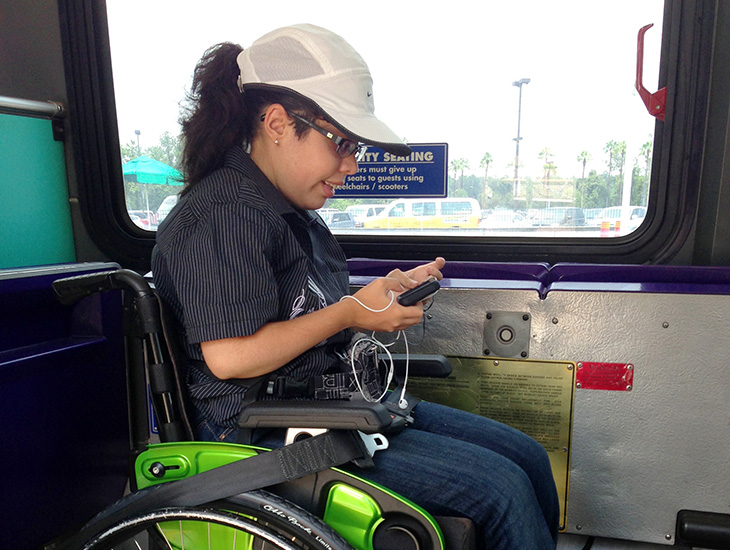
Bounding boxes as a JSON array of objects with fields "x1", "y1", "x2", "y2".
[
  {"x1": 339, "y1": 291, "x2": 410, "y2": 406},
  {"x1": 340, "y1": 291, "x2": 395, "y2": 313}
]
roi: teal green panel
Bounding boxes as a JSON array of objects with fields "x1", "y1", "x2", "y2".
[{"x1": 0, "y1": 113, "x2": 76, "y2": 268}]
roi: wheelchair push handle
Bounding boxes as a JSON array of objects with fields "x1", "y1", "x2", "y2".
[
  {"x1": 53, "y1": 269, "x2": 161, "y2": 334},
  {"x1": 52, "y1": 268, "x2": 154, "y2": 304}
]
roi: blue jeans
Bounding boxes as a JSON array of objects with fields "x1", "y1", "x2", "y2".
[{"x1": 194, "y1": 401, "x2": 559, "y2": 550}]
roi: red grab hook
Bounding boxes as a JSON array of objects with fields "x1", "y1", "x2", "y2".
[{"x1": 636, "y1": 23, "x2": 666, "y2": 121}]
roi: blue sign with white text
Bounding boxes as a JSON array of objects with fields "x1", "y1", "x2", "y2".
[{"x1": 337, "y1": 143, "x2": 448, "y2": 198}]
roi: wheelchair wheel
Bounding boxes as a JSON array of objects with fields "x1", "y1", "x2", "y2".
[{"x1": 79, "y1": 490, "x2": 355, "y2": 550}]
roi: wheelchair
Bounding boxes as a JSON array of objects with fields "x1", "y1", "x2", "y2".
[{"x1": 47, "y1": 268, "x2": 477, "y2": 550}]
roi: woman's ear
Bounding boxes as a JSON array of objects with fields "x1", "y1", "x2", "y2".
[{"x1": 261, "y1": 104, "x2": 289, "y2": 145}]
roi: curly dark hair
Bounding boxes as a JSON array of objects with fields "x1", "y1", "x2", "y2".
[{"x1": 178, "y1": 42, "x2": 321, "y2": 193}]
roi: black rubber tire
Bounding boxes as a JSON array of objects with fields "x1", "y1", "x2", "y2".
[{"x1": 79, "y1": 489, "x2": 355, "y2": 550}]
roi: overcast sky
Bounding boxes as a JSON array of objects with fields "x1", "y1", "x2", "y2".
[{"x1": 107, "y1": 1, "x2": 664, "y2": 179}]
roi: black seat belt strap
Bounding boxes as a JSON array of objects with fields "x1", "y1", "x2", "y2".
[{"x1": 58, "y1": 430, "x2": 368, "y2": 549}]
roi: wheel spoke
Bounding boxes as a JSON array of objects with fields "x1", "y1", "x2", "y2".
[{"x1": 77, "y1": 490, "x2": 354, "y2": 550}]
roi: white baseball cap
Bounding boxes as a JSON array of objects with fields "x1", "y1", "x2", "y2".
[{"x1": 237, "y1": 24, "x2": 411, "y2": 157}]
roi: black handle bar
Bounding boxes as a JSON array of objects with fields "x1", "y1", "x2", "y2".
[
  {"x1": 53, "y1": 269, "x2": 161, "y2": 334},
  {"x1": 52, "y1": 268, "x2": 153, "y2": 304}
]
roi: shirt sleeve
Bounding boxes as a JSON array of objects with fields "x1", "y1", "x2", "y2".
[{"x1": 176, "y1": 202, "x2": 281, "y2": 344}]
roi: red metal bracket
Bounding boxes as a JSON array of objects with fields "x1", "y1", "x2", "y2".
[{"x1": 636, "y1": 23, "x2": 666, "y2": 121}]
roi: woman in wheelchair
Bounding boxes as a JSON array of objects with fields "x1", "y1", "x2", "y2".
[{"x1": 151, "y1": 24, "x2": 559, "y2": 550}]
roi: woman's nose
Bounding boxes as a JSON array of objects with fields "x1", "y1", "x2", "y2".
[{"x1": 340, "y1": 153, "x2": 359, "y2": 176}]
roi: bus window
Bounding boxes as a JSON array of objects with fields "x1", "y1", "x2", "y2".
[
  {"x1": 413, "y1": 202, "x2": 437, "y2": 217},
  {"x1": 106, "y1": 1, "x2": 664, "y2": 243}
]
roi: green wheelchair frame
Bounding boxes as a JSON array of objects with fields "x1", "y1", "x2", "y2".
[{"x1": 49, "y1": 269, "x2": 475, "y2": 550}]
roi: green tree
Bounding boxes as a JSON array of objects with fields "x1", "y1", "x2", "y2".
[
  {"x1": 639, "y1": 139, "x2": 652, "y2": 206},
  {"x1": 581, "y1": 170, "x2": 608, "y2": 209},
  {"x1": 479, "y1": 152, "x2": 493, "y2": 208},
  {"x1": 489, "y1": 179, "x2": 514, "y2": 208},
  {"x1": 460, "y1": 174, "x2": 483, "y2": 200},
  {"x1": 538, "y1": 147, "x2": 556, "y2": 200},
  {"x1": 121, "y1": 140, "x2": 140, "y2": 164},
  {"x1": 603, "y1": 140, "x2": 618, "y2": 207},
  {"x1": 449, "y1": 158, "x2": 469, "y2": 194},
  {"x1": 576, "y1": 151, "x2": 592, "y2": 207},
  {"x1": 577, "y1": 151, "x2": 591, "y2": 181},
  {"x1": 146, "y1": 131, "x2": 183, "y2": 170},
  {"x1": 614, "y1": 141, "x2": 627, "y2": 199}
]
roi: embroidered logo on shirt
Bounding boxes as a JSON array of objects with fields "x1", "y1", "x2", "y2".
[
  {"x1": 289, "y1": 276, "x2": 328, "y2": 320},
  {"x1": 289, "y1": 277, "x2": 330, "y2": 347}
]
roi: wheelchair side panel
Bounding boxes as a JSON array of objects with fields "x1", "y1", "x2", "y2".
[{"x1": 134, "y1": 441, "x2": 444, "y2": 550}]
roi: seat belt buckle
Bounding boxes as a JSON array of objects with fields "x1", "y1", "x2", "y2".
[{"x1": 357, "y1": 431, "x2": 389, "y2": 457}]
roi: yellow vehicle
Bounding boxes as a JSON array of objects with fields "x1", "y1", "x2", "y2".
[{"x1": 364, "y1": 198, "x2": 481, "y2": 229}]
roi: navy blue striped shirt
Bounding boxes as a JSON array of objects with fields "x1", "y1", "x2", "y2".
[{"x1": 152, "y1": 146, "x2": 352, "y2": 426}]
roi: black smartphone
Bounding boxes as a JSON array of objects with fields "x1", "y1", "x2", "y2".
[{"x1": 397, "y1": 278, "x2": 440, "y2": 307}]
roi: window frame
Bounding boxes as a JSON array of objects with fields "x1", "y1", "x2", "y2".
[{"x1": 58, "y1": 0, "x2": 717, "y2": 271}]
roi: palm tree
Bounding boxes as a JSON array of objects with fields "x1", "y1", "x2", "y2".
[
  {"x1": 480, "y1": 152, "x2": 493, "y2": 207},
  {"x1": 577, "y1": 151, "x2": 591, "y2": 181},
  {"x1": 615, "y1": 141, "x2": 627, "y2": 199},
  {"x1": 577, "y1": 151, "x2": 591, "y2": 207},
  {"x1": 539, "y1": 148, "x2": 555, "y2": 201},
  {"x1": 450, "y1": 158, "x2": 469, "y2": 194},
  {"x1": 603, "y1": 140, "x2": 618, "y2": 207}
]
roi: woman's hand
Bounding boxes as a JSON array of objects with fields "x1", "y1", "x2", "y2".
[
  {"x1": 402, "y1": 256, "x2": 446, "y2": 283},
  {"x1": 346, "y1": 276, "x2": 424, "y2": 332}
]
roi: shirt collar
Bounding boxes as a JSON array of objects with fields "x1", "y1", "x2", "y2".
[{"x1": 223, "y1": 145, "x2": 298, "y2": 218}]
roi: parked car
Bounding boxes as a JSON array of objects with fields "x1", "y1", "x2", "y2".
[
  {"x1": 127, "y1": 209, "x2": 157, "y2": 230},
  {"x1": 128, "y1": 213, "x2": 147, "y2": 230},
  {"x1": 345, "y1": 204, "x2": 386, "y2": 228},
  {"x1": 156, "y1": 194, "x2": 179, "y2": 223},
  {"x1": 364, "y1": 198, "x2": 481, "y2": 229},
  {"x1": 598, "y1": 205, "x2": 647, "y2": 232},
  {"x1": 529, "y1": 207, "x2": 585, "y2": 227},
  {"x1": 583, "y1": 208, "x2": 604, "y2": 226},
  {"x1": 479, "y1": 210, "x2": 526, "y2": 228},
  {"x1": 319, "y1": 210, "x2": 356, "y2": 229}
]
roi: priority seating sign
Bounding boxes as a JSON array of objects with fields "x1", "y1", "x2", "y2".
[{"x1": 338, "y1": 143, "x2": 448, "y2": 198}]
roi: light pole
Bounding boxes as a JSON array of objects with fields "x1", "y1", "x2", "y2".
[
  {"x1": 512, "y1": 78, "x2": 530, "y2": 199},
  {"x1": 135, "y1": 129, "x2": 141, "y2": 157}
]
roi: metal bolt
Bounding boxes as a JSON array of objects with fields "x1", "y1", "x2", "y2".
[
  {"x1": 483, "y1": 349, "x2": 491, "y2": 355},
  {"x1": 552, "y1": 317, "x2": 559, "y2": 324},
  {"x1": 662, "y1": 322, "x2": 669, "y2": 328},
  {"x1": 486, "y1": 312, "x2": 493, "y2": 319},
  {"x1": 577, "y1": 362, "x2": 583, "y2": 369},
  {"x1": 627, "y1": 385, "x2": 633, "y2": 391},
  {"x1": 665, "y1": 534, "x2": 672, "y2": 541},
  {"x1": 627, "y1": 364, "x2": 634, "y2": 370},
  {"x1": 576, "y1": 525, "x2": 582, "y2": 531},
  {"x1": 562, "y1": 447, "x2": 568, "y2": 453},
  {"x1": 522, "y1": 314, "x2": 530, "y2": 321},
  {"x1": 521, "y1": 351, "x2": 527, "y2": 358},
  {"x1": 493, "y1": 360, "x2": 500, "y2": 366},
  {"x1": 567, "y1": 364, "x2": 574, "y2": 370},
  {"x1": 576, "y1": 382, "x2": 582, "y2": 389}
]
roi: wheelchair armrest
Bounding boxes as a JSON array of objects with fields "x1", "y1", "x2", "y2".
[
  {"x1": 238, "y1": 400, "x2": 393, "y2": 434},
  {"x1": 391, "y1": 354, "x2": 452, "y2": 378}
]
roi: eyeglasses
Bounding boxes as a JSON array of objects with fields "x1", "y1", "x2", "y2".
[{"x1": 287, "y1": 112, "x2": 367, "y2": 162}]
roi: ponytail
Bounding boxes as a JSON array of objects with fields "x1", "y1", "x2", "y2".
[{"x1": 179, "y1": 42, "x2": 247, "y2": 192}]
